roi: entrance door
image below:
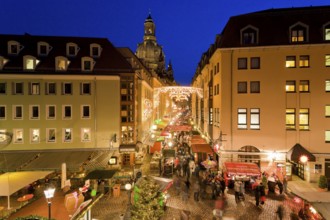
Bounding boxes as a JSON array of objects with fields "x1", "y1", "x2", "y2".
[{"x1": 325, "y1": 162, "x2": 330, "y2": 189}]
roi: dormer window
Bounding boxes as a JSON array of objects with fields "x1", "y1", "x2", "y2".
[
  {"x1": 55, "y1": 56, "x2": 70, "y2": 71},
  {"x1": 90, "y1": 43, "x2": 102, "y2": 57},
  {"x1": 290, "y1": 22, "x2": 309, "y2": 43},
  {"x1": 0, "y1": 56, "x2": 9, "y2": 70},
  {"x1": 23, "y1": 55, "x2": 40, "y2": 70},
  {"x1": 8, "y1": 40, "x2": 23, "y2": 55},
  {"x1": 81, "y1": 57, "x2": 95, "y2": 72},
  {"x1": 240, "y1": 25, "x2": 259, "y2": 45},
  {"x1": 66, "y1": 42, "x2": 79, "y2": 57},
  {"x1": 37, "y1": 41, "x2": 52, "y2": 56},
  {"x1": 323, "y1": 22, "x2": 330, "y2": 41}
]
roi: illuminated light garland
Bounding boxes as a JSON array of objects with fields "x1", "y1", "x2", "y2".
[
  {"x1": 154, "y1": 86, "x2": 203, "y2": 106},
  {"x1": 143, "y1": 99, "x2": 153, "y2": 121}
]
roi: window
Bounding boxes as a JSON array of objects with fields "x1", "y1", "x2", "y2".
[
  {"x1": 237, "y1": 82, "x2": 247, "y2": 93},
  {"x1": 30, "y1": 105, "x2": 39, "y2": 119},
  {"x1": 66, "y1": 43, "x2": 79, "y2": 57},
  {"x1": 81, "y1": 83, "x2": 91, "y2": 95},
  {"x1": 13, "y1": 129, "x2": 23, "y2": 143},
  {"x1": 323, "y1": 23, "x2": 330, "y2": 41},
  {"x1": 0, "y1": 129, "x2": 6, "y2": 142},
  {"x1": 121, "y1": 126, "x2": 134, "y2": 143},
  {"x1": 326, "y1": 80, "x2": 330, "y2": 92},
  {"x1": 121, "y1": 76, "x2": 134, "y2": 101},
  {"x1": 286, "y1": 81, "x2": 296, "y2": 92},
  {"x1": 286, "y1": 109, "x2": 296, "y2": 130},
  {"x1": 23, "y1": 55, "x2": 40, "y2": 70},
  {"x1": 63, "y1": 128, "x2": 72, "y2": 143},
  {"x1": 63, "y1": 105, "x2": 72, "y2": 119},
  {"x1": 90, "y1": 43, "x2": 102, "y2": 57},
  {"x1": 290, "y1": 23, "x2": 308, "y2": 43},
  {"x1": 0, "y1": 56, "x2": 9, "y2": 70},
  {"x1": 326, "y1": 105, "x2": 330, "y2": 117},
  {"x1": 81, "y1": 128, "x2": 91, "y2": 142},
  {"x1": 326, "y1": 131, "x2": 330, "y2": 143},
  {"x1": 0, "y1": 105, "x2": 6, "y2": 120},
  {"x1": 121, "y1": 105, "x2": 133, "y2": 122},
  {"x1": 37, "y1": 42, "x2": 52, "y2": 56},
  {"x1": 13, "y1": 105, "x2": 23, "y2": 119},
  {"x1": 62, "y1": 83, "x2": 72, "y2": 95},
  {"x1": 238, "y1": 58, "x2": 247, "y2": 69},
  {"x1": 326, "y1": 55, "x2": 330, "y2": 67},
  {"x1": 30, "y1": 128, "x2": 40, "y2": 143},
  {"x1": 250, "y1": 81, "x2": 260, "y2": 93},
  {"x1": 241, "y1": 26, "x2": 258, "y2": 45},
  {"x1": 81, "y1": 57, "x2": 95, "y2": 71},
  {"x1": 251, "y1": 57, "x2": 260, "y2": 69},
  {"x1": 13, "y1": 82, "x2": 24, "y2": 94},
  {"x1": 299, "y1": 108, "x2": 309, "y2": 130},
  {"x1": 299, "y1": 80, "x2": 309, "y2": 92},
  {"x1": 8, "y1": 40, "x2": 23, "y2": 55},
  {"x1": 82, "y1": 105, "x2": 90, "y2": 119},
  {"x1": 238, "y1": 108, "x2": 247, "y2": 129},
  {"x1": 46, "y1": 105, "x2": 56, "y2": 119},
  {"x1": 250, "y1": 108, "x2": 260, "y2": 129},
  {"x1": 46, "y1": 82, "x2": 56, "y2": 95},
  {"x1": 30, "y1": 82, "x2": 40, "y2": 95},
  {"x1": 286, "y1": 56, "x2": 296, "y2": 68},
  {"x1": 299, "y1": 55, "x2": 309, "y2": 68},
  {"x1": 0, "y1": 82, "x2": 6, "y2": 94},
  {"x1": 47, "y1": 128, "x2": 56, "y2": 143},
  {"x1": 55, "y1": 56, "x2": 70, "y2": 71}
]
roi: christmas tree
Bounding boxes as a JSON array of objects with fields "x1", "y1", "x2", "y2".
[{"x1": 131, "y1": 176, "x2": 164, "y2": 220}]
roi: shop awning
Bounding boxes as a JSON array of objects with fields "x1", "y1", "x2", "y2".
[
  {"x1": 191, "y1": 144, "x2": 213, "y2": 154},
  {"x1": 85, "y1": 169, "x2": 118, "y2": 180},
  {"x1": 165, "y1": 125, "x2": 192, "y2": 132},
  {"x1": 150, "y1": 141, "x2": 162, "y2": 154},
  {"x1": 287, "y1": 143, "x2": 316, "y2": 162},
  {"x1": 119, "y1": 144, "x2": 137, "y2": 153},
  {"x1": 224, "y1": 162, "x2": 261, "y2": 176},
  {"x1": 191, "y1": 138, "x2": 207, "y2": 144}
]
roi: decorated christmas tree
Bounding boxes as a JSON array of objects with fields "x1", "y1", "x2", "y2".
[{"x1": 131, "y1": 176, "x2": 164, "y2": 220}]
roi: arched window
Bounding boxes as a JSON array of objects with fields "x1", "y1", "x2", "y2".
[
  {"x1": 55, "y1": 56, "x2": 70, "y2": 71},
  {"x1": 23, "y1": 55, "x2": 40, "y2": 70},
  {"x1": 240, "y1": 25, "x2": 259, "y2": 45},
  {"x1": 289, "y1": 22, "x2": 309, "y2": 43},
  {"x1": 238, "y1": 145, "x2": 260, "y2": 166}
]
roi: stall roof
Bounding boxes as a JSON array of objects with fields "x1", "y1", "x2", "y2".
[
  {"x1": 224, "y1": 162, "x2": 261, "y2": 176},
  {"x1": 191, "y1": 144, "x2": 213, "y2": 154},
  {"x1": 85, "y1": 169, "x2": 118, "y2": 180},
  {"x1": 150, "y1": 141, "x2": 162, "y2": 154}
]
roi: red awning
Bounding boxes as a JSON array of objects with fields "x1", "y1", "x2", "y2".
[
  {"x1": 165, "y1": 125, "x2": 192, "y2": 132},
  {"x1": 224, "y1": 162, "x2": 261, "y2": 177},
  {"x1": 160, "y1": 131, "x2": 171, "y2": 136},
  {"x1": 190, "y1": 139, "x2": 207, "y2": 144},
  {"x1": 150, "y1": 141, "x2": 162, "y2": 154},
  {"x1": 191, "y1": 144, "x2": 213, "y2": 153}
]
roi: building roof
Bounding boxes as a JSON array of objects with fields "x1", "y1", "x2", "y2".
[{"x1": 0, "y1": 33, "x2": 133, "y2": 75}]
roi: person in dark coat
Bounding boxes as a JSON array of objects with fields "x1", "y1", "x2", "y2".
[
  {"x1": 276, "y1": 204, "x2": 284, "y2": 220},
  {"x1": 255, "y1": 182, "x2": 265, "y2": 206}
]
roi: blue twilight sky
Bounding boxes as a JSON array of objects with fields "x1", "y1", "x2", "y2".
[{"x1": 1, "y1": 0, "x2": 329, "y2": 85}]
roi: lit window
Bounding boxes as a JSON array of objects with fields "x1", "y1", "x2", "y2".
[
  {"x1": 63, "y1": 105, "x2": 72, "y2": 119},
  {"x1": 23, "y1": 55, "x2": 40, "y2": 70},
  {"x1": 46, "y1": 82, "x2": 56, "y2": 95},
  {"x1": 90, "y1": 43, "x2": 102, "y2": 57},
  {"x1": 37, "y1": 42, "x2": 52, "y2": 56},
  {"x1": 237, "y1": 82, "x2": 247, "y2": 93},
  {"x1": 55, "y1": 56, "x2": 70, "y2": 71},
  {"x1": 299, "y1": 80, "x2": 309, "y2": 92},
  {"x1": 250, "y1": 81, "x2": 260, "y2": 93},
  {"x1": 30, "y1": 105, "x2": 39, "y2": 119},
  {"x1": 0, "y1": 56, "x2": 9, "y2": 70},
  {"x1": 299, "y1": 55, "x2": 309, "y2": 68},
  {"x1": 81, "y1": 83, "x2": 91, "y2": 95},
  {"x1": 46, "y1": 105, "x2": 56, "y2": 120},
  {"x1": 121, "y1": 126, "x2": 134, "y2": 143},
  {"x1": 299, "y1": 108, "x2": 309, "y2": 130},
  {"x1": 8, "y1": 40, "x2": 23, "y2": 55},
  {"x1": 286, "y1": 109, "x2": 296, "y2": 130},
  {"x1": 326, "y1": 105, "x2": 330, "y2": 117},
  {"x1": 286, "y1": 81, "x2": 296, "y2": 92},
  {"x1": 13, "y1": 129, "x2": 23, "y2": 143},
  {"x1": 0, "y1": 105, "x2": 6, "y2": 120},
  {"x1": 0, "y1": 82, "x2": 6, "y2": 94},
  {"x1": 13, "y1": 82, "x2": 24, "y2": 95},
  {"x1": 81, "y1": 128, "x2": 91, "y2": 142},
  {"x1": 250, "y1": 108, "x2": 260, "y2": 129},
  {"x1": 13, "y1": 105, "x2": 23, "y2": 119},
  {"x1": 238, "y1": 58, "x2": 247, "y2": 69},
  {"x1": 62, "y1": 83, "x2": 72, "y2": 95},
  {"x1": 290, "y1": 23, "x2": 308, "y2": 43},
  {"x1": 325, "y1": 55, "x2": 330, "y2": 67},
  {"x1": 326, "y1": 131, "x2": 330, "y2": 143},
  {"x1": 326, "y1": 80, "x2": 330, "y2": 92},
  {"x1": 66, "y1": 43, "x2": 79, "y2": 57},
  {"x1": 323, "y1": 23, "x2": 330, "y2": 41},
  {"x1": 81, "y1": 57, "x2": 95, "y2": 71},
  {"x1": 64, "y1": 128, "x2": 72, "y2": 143},
  {"x1": 31, "y1": 128, "x2": 40, "y2": 143},
  {"x1": 47, "y1": 128, "x2": 56, "y2": 143},
  {"x1": 238, "y1": 108, "x2": 247, "y2": 129},
  {"x1": 30, "y1": 82, "x2": 40, "y2": 95},
  {"x1": 286, "y1": 56, "x2": 296, "y2": 68},
  {"x1": 251, "y1": 57, "x2": 260, "y2": 69},
  {"x1": 82, "y1": 105, "x2": 90, "y2": 119}
]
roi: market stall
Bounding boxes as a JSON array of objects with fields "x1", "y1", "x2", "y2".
[{"x1": 223, "y1": 162, "x2": 261, "y2": 187}]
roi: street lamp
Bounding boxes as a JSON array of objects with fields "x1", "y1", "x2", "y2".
[
  {"x1": 125, "y1": 183, "x2": 132, "y2": 219},
  {"x1": 44, "y1": 187, "x2": 55, "y2": 220}
]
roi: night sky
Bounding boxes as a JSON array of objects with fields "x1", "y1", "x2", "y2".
[{"x1": 1, "y1": 0, "x2": 329, "y2": 85}]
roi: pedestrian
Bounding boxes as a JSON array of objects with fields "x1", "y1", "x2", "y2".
[
  {"x1": 234, "y1": 180, "x2": 241, "y2": 202},
  {"x1": 193, "y1": 180, "x2": 200, "y2": 201},
  {"x1": 283, "y1": 175, "x2": 288, "y2": 194},
  {"x1": 174, "y1": 176, "x2": 181, "y2": 195},
  {"x1": 220, "y1": 177, "x2": 226, "y2": 196},
  {"x1": 277, "y1": 179, "x2": 283, "y2": 194},
  {"x1": 276, "y1": 204, "x2": 284, "y2": 220},
  {"x1": 255, "y1": 182, "x2": 265, "y2": 206},
  {"x1": 213, "y1": 196, "x2": 226, "y2": 220}
]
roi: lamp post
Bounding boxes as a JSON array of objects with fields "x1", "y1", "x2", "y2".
[
  {"x1": 44, "y1": 187, "x2": 55, "y2": 220},
  {"x1": 125, "y1": 183, "x2": 132, "y2": 219}
]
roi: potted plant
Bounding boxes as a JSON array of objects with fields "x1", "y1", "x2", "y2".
[{"x1": 318, "y1": 175, "x2": 328, "y2": 191}]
